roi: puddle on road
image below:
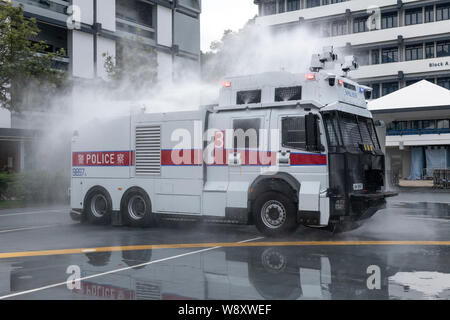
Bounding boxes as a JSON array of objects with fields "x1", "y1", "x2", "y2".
[
  {"x1": 389, "y1": 271, "x2": 450, "y2": 299},
  {"x1": 387, "y1": 202, "x2": 450, "y2": 218}
]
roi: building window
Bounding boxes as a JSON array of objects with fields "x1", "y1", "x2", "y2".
[
  {"x1": 286, "y1": 0, "x2": 300, "y2": 12},
  {"x1": 382, "y1": 82, "x2": 399, "y2": 96},
  {"x1": 405, "y1": 44, "x2": 423, "y2": 61},
  {"x1": 371, "y1": 83, "x2": 380, "y2": 99},
  {"x1": 116, "y1": 0, "x2": 154, "y2": 27},
  {"x1": 381, "y1": 12, "x2": 398, "y2": 29},
  {"x1": 331, "y1": 20, "x2": 347, "y2": 36},
  {"x1": 353, "y1": 17, "x2": 367, "y2": 33},
  {"x1": 425, "y1": 42, "x2": 435, "y2": 59},
  {"x1": 263, "y1": 0, "x2": 277, "y2": 15},
  {"x1": 323, "y1": 0, "x2": 347, "y2": 4},
  {"x1": 437, "y1": 120, "x2": 450, "y2": 129},
  {"x1": 405, "y1": 8, "x2": 423, "y2": 25},
  {"x1": 282, "y1": 117, "x2": 306, "y2": 150},
  {"x1": 306, "y1": 0, "x2": 320, "y2": 9},
  {"x1": 382, "y1": 47, "x2": 399, "y2": 63},
  {"x1": 422, "y1": 120, "x2": 436, "y2": 130},
  {"x1": 406, "y1": 79, "x2": 420, "y2": 86},
  {"x1": 437, "y1": 77, "x2": 450, "y2": 90},
  {"x1": 371, "y1": 49, "x2": 380, "y2": 65},
  {"x1": 425, "y1": 6, "x2": 435, "y2": 23},
  {"x1": 233, "y1": 119, "x2": 261, "y2": 150},
  {"x1": 437, "y1": 40, "x2": 450, "y2": 57},
  {"x1": 278, "y1": 0, "x2": 286, "y2": 13},
  {"x1": 437, "y1": 3, "x2": 450, "y2": 21}
]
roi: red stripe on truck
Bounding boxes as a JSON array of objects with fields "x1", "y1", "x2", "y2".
[{"x1": 72, "y1": 150, "x2": 327, "y2": 167}]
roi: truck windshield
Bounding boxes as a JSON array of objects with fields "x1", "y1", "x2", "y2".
[{"x1": 322, "y1": 111, "x2": 380, "y2": 149}]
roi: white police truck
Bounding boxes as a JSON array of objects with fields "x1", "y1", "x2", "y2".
[{"x1": 70, "y1": 48, "x2": 396, "y2": 236}]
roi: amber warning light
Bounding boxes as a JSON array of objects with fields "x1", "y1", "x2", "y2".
[
  {"x1": 222, "y1": 81, "x2": 232, "y2": 88},
  {"x1": 305, "y1": 73, "x2": 316, "y2": 80}
]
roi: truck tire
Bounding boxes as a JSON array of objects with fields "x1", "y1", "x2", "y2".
[
  {"x1": 84, "y1": 187, "x2": 112, "y2": 225},
  {"x1": 253, "y1": 191, "x2": 298, "y2": 237},
  {"x1": 122, "y1": 188, "x2": 154, "y2": 227}
]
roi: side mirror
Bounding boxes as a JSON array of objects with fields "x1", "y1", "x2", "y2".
[{"x1": 305, "y1": 113, "x2": 324, "y2": 153}]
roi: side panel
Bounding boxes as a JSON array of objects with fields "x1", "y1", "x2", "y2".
[{"x1": 133, "y1": 113, "x2": 203, "y2": 215}]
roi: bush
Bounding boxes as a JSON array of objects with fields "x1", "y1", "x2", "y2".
[{"x1": 0, "y1": 171, "x2": 69, "y2": 204}]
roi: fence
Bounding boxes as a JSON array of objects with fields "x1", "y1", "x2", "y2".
[{"x1": 433, "y1": 169, "x2": 450, "y2": 189}]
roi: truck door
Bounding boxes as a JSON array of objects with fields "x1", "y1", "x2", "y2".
[
  {"x1": 227, "y1": 110, "x2": 271, "y2": 212},
  {"x1": 269, "y1": 108, "x2": 329, "y2": 223},
  {"x1": 269, "y1": 108, "x2": 327, "y2": 180}
]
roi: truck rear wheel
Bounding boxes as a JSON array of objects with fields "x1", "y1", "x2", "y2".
[
  {"x1": 84, "y1": 187, "x2": 112, "y2": 225},
  {"x1": 253, "y1": 192, "x2": 298, "y2": 237},
  {"x1": 122, "y1": 188, "x2": 154, "y2": 227}
]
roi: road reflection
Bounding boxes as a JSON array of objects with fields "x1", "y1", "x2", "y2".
[{"x1": 7, "y1": 244, "x2": 450, "y2": 300}]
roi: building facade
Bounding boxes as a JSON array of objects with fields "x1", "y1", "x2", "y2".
[
  {"x1": 0, "y1": 0, "x2": 201, "y2": 173},
  {"x1": 9, "y1": 0, "x2": 201, "y2": 81},
  {"x1": 254, "y1": 0, "x2": 450, "y2": 99}
]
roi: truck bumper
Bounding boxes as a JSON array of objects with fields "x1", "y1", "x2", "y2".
[
  {"x1": 70, "y1": 209, "x2": 83, "y2": 221},
  {"x1": 328, "y1": 191, "x2": 398, "y2": 232},
  {"x1": 349, "y1": 191, "x2": 397, "y2": 221}
]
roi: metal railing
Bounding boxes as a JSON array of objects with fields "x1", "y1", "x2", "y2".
[
  {"x1": 387, "y1": 128, "x2": 450, "y2": 136},
  {"x1": 13, "y1": 0, "x2": 69, "y2": 15},
  {"x1": 433, "y1": 169, "x2": 450, "y2": 189}
]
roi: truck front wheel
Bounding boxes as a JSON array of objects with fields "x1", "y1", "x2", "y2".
[
  {"x1": 253, "y1": 192, "x2": 298, "y2": 237},
  {"x1": 122, "y1": 189, "x2": 154, "y2": 227},
  {"x1": 85, "y1": 187, "x2": 112, "y2": 225}
]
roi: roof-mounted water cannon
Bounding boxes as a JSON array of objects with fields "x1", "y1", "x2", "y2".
[
  {"x1": 310, "y1": 46, "x2": 339, "y2": 72},
  {"x1": 341, "y1": 55, "x2": 359, "y2": 75}
]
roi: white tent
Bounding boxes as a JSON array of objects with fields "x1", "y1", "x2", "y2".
[{"x1": 368, "y1": 80, "x2": 450, "y2": 113}]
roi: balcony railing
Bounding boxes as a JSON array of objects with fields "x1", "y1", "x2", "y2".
[
  {"x1": 13, "y1": 0, "x2": 69, "y2": 15},
  {"x1": 116, "y1": 18, "x2": 155, "y2": 41},
  {"x1": 387, "y1": 128, "x2": 450, "y2": 136}
]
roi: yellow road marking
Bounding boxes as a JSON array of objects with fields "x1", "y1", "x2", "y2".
[{"x1": 0, "y1": 240, "x2": 449, "y2": 259}]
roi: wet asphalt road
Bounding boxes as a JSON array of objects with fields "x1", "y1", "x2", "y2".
[{"x1": 0, "y1": 196, "x2": 448, "y2": 300}]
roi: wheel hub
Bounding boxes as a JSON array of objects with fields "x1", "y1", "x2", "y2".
[
  {"x1": 128, "y1": 195, "x2": 147, "y2": 220},
  {"x1": 91, "y1": 194, "x2": 107, "y2": 218},
  {"x1": 261, "y1": 200, "x2": 287, "y2": 229}
]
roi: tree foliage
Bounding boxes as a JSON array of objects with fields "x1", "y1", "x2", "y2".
[
  {"x1": 201, "y1": 16, "x2": 257, "y2": 83},
  {"x1": 0, "y1": 2, "x2": 67, "y2": 112}
]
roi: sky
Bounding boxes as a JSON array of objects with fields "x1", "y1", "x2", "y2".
[{"x1": 200, "y1": 0, "x2": 258, "y2": 52}]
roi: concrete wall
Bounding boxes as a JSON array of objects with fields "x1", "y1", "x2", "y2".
[
  {"x1": 72, "y1": 0, "x2": 94, "y2": 25},
  {"x1": 70, "y1": 30, "x2": 95, "y2": 79},
  {"x1": 157, "y1": 5, "x2": 173, "y2": 47},
  {"x1": 157, "y1": 52, "x2": 174, "y2": 83},
  {"x1": 96, "y1": 0, "x2": 116, "y2": 32},
  {"x1": 0, "y1": 108, "x2": 11, "y2": 129}
]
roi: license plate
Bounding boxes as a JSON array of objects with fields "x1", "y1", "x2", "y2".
[{"x1": 353, "y1": 183, "x2": 363, "y2": 191}]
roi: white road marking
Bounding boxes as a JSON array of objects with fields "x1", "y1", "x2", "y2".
[
  {"x1": 0, "y1": 236, "x2": 264, "y2": 300},
  {"x1": 404, "y1": 216, "x2": 450, "y2": 223},
  {"x1": 0, "y1": 209, "x2": 65, "y2": 218},
  {"x1": 0, "y1": 225, "x2": 56, "y2": 234}
]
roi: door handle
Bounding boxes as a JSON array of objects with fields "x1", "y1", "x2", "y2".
[
  {"x1": 277, "y1": 150, "x2": 291, "y2": 165},
  {"x1": 228, "y1": 152, "x2": 241, "y2": 166}
]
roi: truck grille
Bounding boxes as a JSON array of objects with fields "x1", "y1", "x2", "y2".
[{"x1": 135, "y1": 126, "x2": 161, "y2": 176}]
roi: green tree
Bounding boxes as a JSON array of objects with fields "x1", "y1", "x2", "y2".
[
  {"x1": 103, "y1": 38, "x2": 158, "y2": 97},
  {"x1": 0, "y1": 2, "x2": 67, "y2": 112},
  {"x1": 201, "y1": 16, "x2": 256, "y2": 83}
]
